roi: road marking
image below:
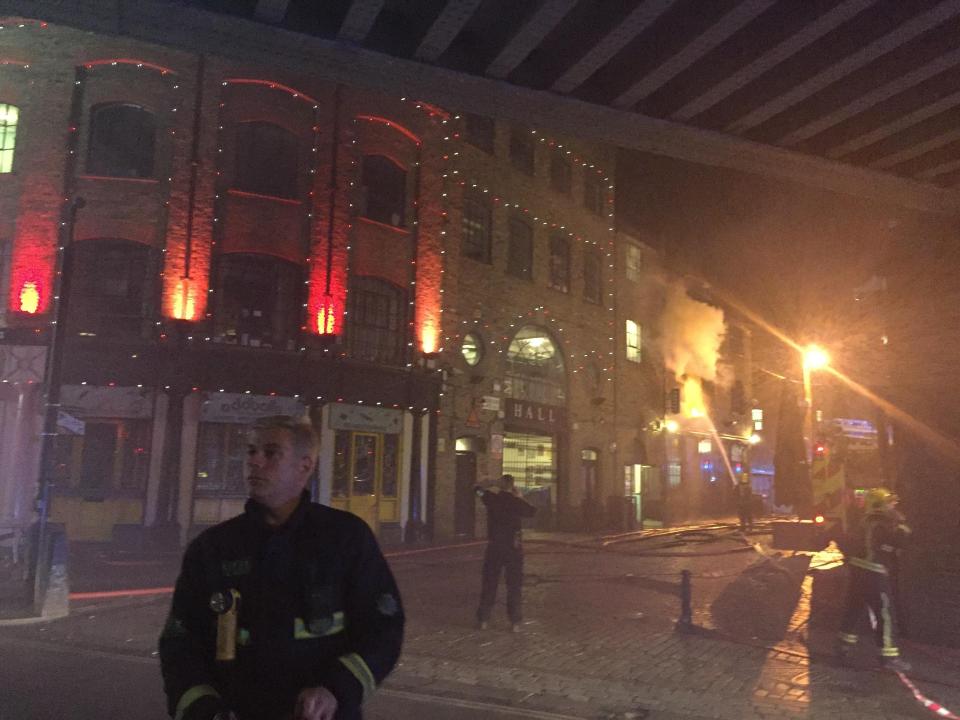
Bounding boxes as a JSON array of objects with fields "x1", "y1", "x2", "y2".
[{"x1": 0, "y1": 635, "x2": 157, "y2": 665}]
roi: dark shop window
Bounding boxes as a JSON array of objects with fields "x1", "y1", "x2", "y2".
[
  {"x1": 233, "y1": 121, "x2": 300, "y2": 199},
  {"x1": 214, "y1": 253, "x2": 301, "y2": 349},
  {"x1": 463, "y1": 113, "x2": 495, "y2": 154},
  {"x1": 507, "y1": 219, "x2": 534, "y2": 281},
  {"x1": 360, "y1": 154, "x2": 407, "y2": 227},
  {"x1": 583, "y1": 246, "x2": 602, "y2": 304},
  {"x1": 509, "y1": 127, "x2": 535, "y2": 175},
  {"x1": 345, "y1": 275, "x2": 407, "y2": 365},
  {"x1": 549, "y1": 236, "x2": 570, "y2": 293},
  {"x1": 584, "y1": 171, "x2": 605, "y2": 216},
  {"x1": 462, "y1": 190, "x2": 492, "y2": 263},
  {"x1": 87, "y1": 103, "x2": 156, "y2": 179},
  {"x1": 550, "y1": 154, "x2": 571, "y2": 194}
]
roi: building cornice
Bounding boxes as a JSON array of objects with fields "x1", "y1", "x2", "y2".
[{"x1": 4, "y1": 0, "x2": 960, "y2": 215}]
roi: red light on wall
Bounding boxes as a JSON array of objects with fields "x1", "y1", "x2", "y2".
[
  {"x1": 420, "y1": 321, "x2": 438, "y2": 354},
  {"x1": 316, "y1": 297, "x2": 338, "y2": 335},
  {"x1": 172, "y1": 278, "x2": 196, "y2": 321},
  {"x1": 19, "y1": 281, "x2": 40, "y2": 314}
]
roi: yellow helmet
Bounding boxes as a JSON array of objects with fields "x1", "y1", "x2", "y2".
[{"x1": 864, "y1": 487, "x2": 897, "y2": 513}]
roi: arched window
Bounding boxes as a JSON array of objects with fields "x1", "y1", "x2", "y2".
[
  {"x1": 0, "y1": 104, "x2": 19, "y2": 173},
  {"x1": 361, "y1": 155, "x2": 407, "y2": 227},
  {"x1": 87, "y1": 104, "x2": 156, "y2": 178},
  {"x1": 505, "y1": 326, "x2": 565, "y2": 405},
  {"x1": 214, "y1": 253, "x2": 302, "y2": 348},
  {"x1": 233, "y1": 121, "x2": 300, "y2": 199},
  {"x1": 345, "y1": 276, "x2": 407, "y2": 365},
  {"x1": 67, "y1": 239, "x2": 154, "y2": 338}
]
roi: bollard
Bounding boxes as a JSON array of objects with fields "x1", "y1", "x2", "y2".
[{"x1": 676, "y1": 569, "x2": 692, "y2": 632}]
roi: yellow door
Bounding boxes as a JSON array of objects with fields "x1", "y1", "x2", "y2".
[{"x1": 331, "y1": 431, "x2": 402, "y2": 534}]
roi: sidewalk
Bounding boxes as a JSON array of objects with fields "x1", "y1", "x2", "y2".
[{"x1": 3, "y1": 525, "x2": 959, "y2": 719}]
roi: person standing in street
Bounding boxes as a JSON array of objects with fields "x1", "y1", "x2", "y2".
[
  {"x1": 736, "y1": 476, "x2": 753, "y2": 532},
  {"x1": 837, "y1": 487, "x2": 911, "y2": 672},
  {"x1": 475, "y1": 474, "x2": 537, "y2": 632},
  {"x1": 159, "y1": 415, "x2": 404, "y2": 720}
]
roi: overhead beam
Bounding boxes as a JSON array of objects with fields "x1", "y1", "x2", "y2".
[
  {"x1": 338, "y1": 0, "x2": 385, "y2": 43},
  {"x1": 614, "y1": 0, "x2": 775, "y2": 109},
  {"x1": 726, "y1": 0, "x2": 960, "y2": 134},
  {"x1": 415, "y1": 0, "x2": 483, "y2": 62},
  {"x1": 551, "y1": 0, "x2": 677, "y2": 94},
  {"x1": 826, "y1": 88, "x2": 960, "y2": 159},
  {"x1": 485, "y1": 0, "x2": 577, "y2": 79},
  {"x1": 780, "y1": 48, "x2": 960, "y2": 146},
  {"x1": 871, "y1": 127, "x2": 960, "y2": 170},
  {"x1": 672, "y1": 0, "x2": 876, "y2": 122},
  {"x1": 253, "y1": 0, "x2": 291, "y2": 24},
  {"x1": 13, "y1": 0, "x2": 960, "y2": 214},
  {"x1": 917, "y1": 157, "x2": 960, "y2": 180}
]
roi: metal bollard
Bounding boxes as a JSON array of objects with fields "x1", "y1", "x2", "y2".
[{"x1": 676, "y1": 569, "x2": 692, "y2": 632}]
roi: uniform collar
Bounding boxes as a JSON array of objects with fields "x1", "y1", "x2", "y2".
[{"x1": 245, "y1": 490, "x2": 311, "y2": 533}]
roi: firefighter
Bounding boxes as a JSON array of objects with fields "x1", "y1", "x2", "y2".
[
  {"x1": 736, "y1": 475, "x2": 753, "y2": 532},
  {"x1": 159, "y1": 415, "x2": 404, "y2": 720},
  {"x1": 837, "y1": 487, "x2": 911, "y2": 672},
  {"x1": 475, "y1": 474, "x2": 537, "y2": 632}
]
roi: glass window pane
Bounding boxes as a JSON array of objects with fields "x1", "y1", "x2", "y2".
[
  {"x1": 361, "y1": 155, "x2": 406, "y2": 227},
  {"x1": 87, "y1": 104, "x2": 156, "y2": 178},
  {"x1": 352, "y1": 434, "x2": 377, "y2": 496},
  {"x1": 234, "y1": 121, "x2": 299, "y2": 199},
  {"x1": 119, "y1": 421, "x2": 152, "y2": 491},
  {"x1": 333, "y1": 430, "x2": 351, "y2": 498},
  {"x1": 0, "y1": 104, "x2": 18, "y2": 174},
  {"x1": 382, "y1": 434, "x2": 398, "y2": 497},
  {"x1": 549, "y1": 236, "x2": 569, "y2": 292}
]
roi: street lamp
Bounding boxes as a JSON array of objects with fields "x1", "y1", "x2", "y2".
[{"x1": 802, "y1": 344, "x2": 830, "y2": 458}]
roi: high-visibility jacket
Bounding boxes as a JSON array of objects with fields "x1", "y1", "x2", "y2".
[
  {"x1": 842, "y1": 509, "x2": 911, "y2": 574},
  {"x1": 159, "y1": 493, "x2": 403, "y2": 720}
]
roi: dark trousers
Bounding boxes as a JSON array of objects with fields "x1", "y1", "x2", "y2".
[
  {"x1": 477, "y1": 543, "x2": 523, "y2": 623},
  {"x1": 738, "y1": 500, "x2": 753, "y2": 530},
  {"x1": 839, "y1": 565, "x2": 901, "y2": 657}
]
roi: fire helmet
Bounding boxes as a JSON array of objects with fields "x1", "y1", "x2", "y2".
[{"x1": 864, "y1": 487, "x2": 897, "y2": 513}]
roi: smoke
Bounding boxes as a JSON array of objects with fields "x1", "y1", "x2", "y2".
[{"x1": 661, "y1": 283, "x2": 726, "y2": 384}]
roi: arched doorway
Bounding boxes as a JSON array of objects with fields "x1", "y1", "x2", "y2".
[{"x1": 502, "y1": 326, "x2": 566, "y2": 526}]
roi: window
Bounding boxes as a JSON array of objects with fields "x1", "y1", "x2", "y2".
[
  {"x1": 505, "y1": 326, "x2": 565, "y2": 405},
  {"x1": 462, "y1": 190, "x2": 492, "y2": 263},
  {"x1": 509, "y1": 127, "x2": 535, "y2": 175},
  {"x1": 507, "y1": 218, "x2": 533, "y2": 280},
  {"x1": 583, "y1": 246, "x2": 602, "y2": 303},
  {"x1": 345, "y1": 275, "x2": 407, "y2": 365},
  {"x1": 0, "y1": 104, "x2": 18, "y2": 173},
  {"x1": 214, "y1": 253, "x2": 302, "y2": 349},
  {"x1": 67, "y1": 240, "x2": 153, "y2": 339},
  {"x1": 626, "y1": 244, "x2": 642, "y2": 282},
  {"x1": 195, "y1": 423, "x2": 249, "y2": 494},
  {"x1": 87, "y1": 104, "x2": 156, "y2": 178},
  {"x1": 548, "y1": 236, "x2": 569, "y2": 293},
  {"x1": 53, "y1": 420, "x2": 152, "y2": 491},
  {"x1": 234, "y1": 121, "x2": 299, "y2": 199},
  {"x1": 461, "y1": 332, "x2": 482, "y2": 366},
  {"x1": 550, "y1": 154, "x2": 571, "y2": 194},
  {"x1": 626, "y1": 319, "x2": 641, "y2": 362},
  {"x1": 463, "y1": 113, "x2": 494, "y2": 153},
  {"x1": 584, "y1": 171, "x2": 604, "y2": 216},
  {"x1": 361, "y1": 154, "x2": 406, "y2": 227}
]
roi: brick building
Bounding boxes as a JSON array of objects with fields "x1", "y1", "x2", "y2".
[{"x1": 0, "y1": 13, "x2": 762, "y2": 549}]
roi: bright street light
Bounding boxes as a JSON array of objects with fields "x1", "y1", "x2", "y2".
[
  {"x1": 748, "y1": 433, "x2": 762, "y2": 445},
  {"x1": 803, "y1": 344, "x2": 830, "y2": 371}
]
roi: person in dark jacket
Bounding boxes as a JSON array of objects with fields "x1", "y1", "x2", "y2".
[
  {"x1": 475, "y1": 474, "x2": 537, "y2": 632},
  {"x1": 837, "y1": 487, "x2": 911, "y2": 672},
  {"x1": 159, "y1": 415, "x2": 403, "y2": 720}
]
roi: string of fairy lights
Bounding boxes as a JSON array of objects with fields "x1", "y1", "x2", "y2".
[{"x1": 437, "y1": 116, "x2": 619, "y2": 384}]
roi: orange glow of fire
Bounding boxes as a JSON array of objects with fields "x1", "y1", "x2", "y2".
[
  {"x1": 19, "y1": 281, "x2": 40, "y2": 314},
  {"x1": 317, "y1": 300, "x2": 337, "y2": 335}
]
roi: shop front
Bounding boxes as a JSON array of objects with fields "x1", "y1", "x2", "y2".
[{"x1": 49, "y1": 385, "x2": 158, "y2": 541}]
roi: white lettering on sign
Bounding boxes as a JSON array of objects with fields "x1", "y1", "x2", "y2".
[
  {"x1": 506, "y1": 400, "x2": 563, "y2": 427},
  {"x1": 201, "y1": 393, "x2": 305, "y2": 423}
]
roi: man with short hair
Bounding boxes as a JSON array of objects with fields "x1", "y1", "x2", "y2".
[
  {"x1": 160, "y1": 415, "x2": 403, "y2": 720},
  {"x1": 475, "y1": 474, "x2": 536, "y2": 632}
]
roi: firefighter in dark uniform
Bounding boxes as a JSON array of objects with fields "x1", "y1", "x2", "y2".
[
  {"x1": 475, "y1": 474, "x2": 537, "y2": 632},
  {"x1": 736, "y1": 475, "x2": 753, "y2": 532},
  {"x1": 159, "y1": 416, "x2": 403, "y2": 720},
  {"x1": 837, "y1": 487, "x2": 911, "y2": 672}
]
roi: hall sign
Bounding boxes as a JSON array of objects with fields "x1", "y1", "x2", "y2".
[{"x1": 504, "y1": 399, "x2": 565, "y2": 432}]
